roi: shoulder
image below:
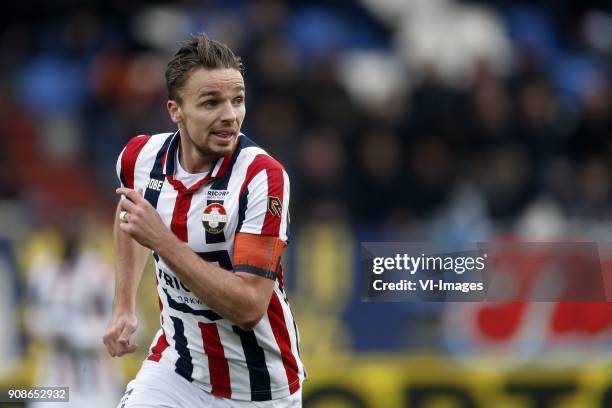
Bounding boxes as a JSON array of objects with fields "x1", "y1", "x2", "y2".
[
  {"x1": 119, "y1": 132, "x2": 173, "y2": 167},
  {"x1": 117, "y1": 132, "x2": 174, "y2": 187},
  {"x1": 235, "y1": 134, "x2": 285, "y2": 175},
  {"x1": 233, "y1": 135, "x2": 289, "y2": 200},
  {"x1": 123, "y1": 133, "x2": 152, "y2": 152}
]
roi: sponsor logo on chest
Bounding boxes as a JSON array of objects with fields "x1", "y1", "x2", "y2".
[
  {"x1": 147, "y1": 178, "x2": 164, "y2": 191},
  {"x1": 207, "y1": 190, "x2": 229, "y2": 201}
]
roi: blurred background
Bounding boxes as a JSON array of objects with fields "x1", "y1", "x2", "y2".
[{"x1": 1, "y1": 0, "x2": 612, "y2": 406}]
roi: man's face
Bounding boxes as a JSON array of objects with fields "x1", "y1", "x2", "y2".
[{"x1": 168, "y1": 67, "x2": 245, "y2": 159}]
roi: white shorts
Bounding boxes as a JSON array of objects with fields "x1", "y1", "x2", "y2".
[{"x1": 117, "y1": 361, "x2": 302, "y2": 408}]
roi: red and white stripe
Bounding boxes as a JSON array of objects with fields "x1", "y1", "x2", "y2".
[
  {"x1": 117, "y1": 135, "x2": 151, "y2": 189},
  {"x1": 117, "y1": 132, "x2": 305, "y2": 401}
]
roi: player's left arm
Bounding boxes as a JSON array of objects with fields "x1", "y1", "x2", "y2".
[
  {"x1": 149, "y1": 230, "x2": 281, "y2": 330},
  {"x1": 115, "y1": 166, "x2": 289, "y2": 330}
]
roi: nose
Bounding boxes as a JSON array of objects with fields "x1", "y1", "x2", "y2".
[{"x1": 219, "y1": 100, "x2": 237, "y2": 123}]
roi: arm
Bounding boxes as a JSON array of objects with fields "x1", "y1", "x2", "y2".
[
  {"x1": 116, "y1": 188, "x2": 276, "y2": 330},
  {"x1": 157, "y1": 233, "x2": 275, "y2": 330},
  {"x1": 103, "y1": 201, "x2": 150, "y2": 356}
]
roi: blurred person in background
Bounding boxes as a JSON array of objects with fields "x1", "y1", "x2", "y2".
[
  {"x1": 104, "y1": 33, "x2": 304, "y2": 407},
  {"x1": 24, "y1": 220, "x2": 121, "y2": 408}
]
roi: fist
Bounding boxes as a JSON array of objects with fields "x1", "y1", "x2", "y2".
[{"x1": 103, "y1": 312, "x2": 139, "y2": 357}]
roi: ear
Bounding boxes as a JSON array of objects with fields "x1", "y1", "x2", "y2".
[{"x1": 167, "y1": 100, "x2": 183, "y2": 124}]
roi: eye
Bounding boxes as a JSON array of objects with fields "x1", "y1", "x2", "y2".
[
  {"x1": 232, "y1": 96, "x2": 245, "y2": 106},
  {"x1": 200, "y1": 99, "x2": 218, "y2": 108}
]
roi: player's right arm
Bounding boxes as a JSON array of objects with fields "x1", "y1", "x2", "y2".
[
  {"x1": 103, "y1": 202, "x2": 149, "y2": 357},
  {"x1": 103, "y1": 135, "x2": 151, "y2": 357}
]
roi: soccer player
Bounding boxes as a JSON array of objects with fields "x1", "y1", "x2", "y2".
[{"x1": 103, "y1": 34, "x2": 305, "y2": 407}]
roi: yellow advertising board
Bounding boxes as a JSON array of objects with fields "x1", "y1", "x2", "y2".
[{"x1": 302, "y1": 355, "x2": 612, "y2": 408}]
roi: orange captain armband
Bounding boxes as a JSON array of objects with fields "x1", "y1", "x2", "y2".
[{"x1": 232, "y1": 232, "x2": 286, "y2": 280}]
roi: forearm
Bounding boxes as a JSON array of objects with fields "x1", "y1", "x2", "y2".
[
  {"x1": 113, "y1": 205, "x2": 149, "y2": 313},
  {"x1": 155, "y1": 232, "x2": 266, "y2": 328}
]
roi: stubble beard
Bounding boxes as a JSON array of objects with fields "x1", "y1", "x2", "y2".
[{"x1": 192, "y1": 133, "x2": 236, "y2": 159}]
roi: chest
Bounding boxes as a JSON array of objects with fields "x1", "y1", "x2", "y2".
[{"x1": 140, "y1": 176, "x2": 241, "y2": 256}]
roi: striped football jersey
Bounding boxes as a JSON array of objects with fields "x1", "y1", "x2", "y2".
[{"x1": 116, "y1": 131, "x2": 305, "y2": 401}]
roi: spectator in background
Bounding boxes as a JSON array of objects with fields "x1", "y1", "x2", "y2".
[{"x1": 25, "y1": 221, "x2": 121, "y2": 408}]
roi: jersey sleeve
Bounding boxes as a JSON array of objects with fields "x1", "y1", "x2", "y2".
[
  {"x1": 116, "y1": 135, "x2": 151, "y2": 189},
  {"x1": 116, "y1": 146, "x2": 127, "y2": 188},
  {"x1": 236, "y1": 156, "x2": 290, "y2": 241}
]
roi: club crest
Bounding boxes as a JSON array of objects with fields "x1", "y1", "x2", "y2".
[{"x1": 202, "y1": 203, "x2": 228, "y2": 234}]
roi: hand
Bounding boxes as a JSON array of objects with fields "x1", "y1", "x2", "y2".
[
  {"x1": 103, "y1": 310, "x2": 138, "y2": 357},
  {"x1": 116, "y1": 187, "x2": 170, "y2": 250}
]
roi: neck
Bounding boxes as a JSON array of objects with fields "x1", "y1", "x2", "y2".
[{"x1": 178, "y1": 132, "x2": 217, "y2": 174}]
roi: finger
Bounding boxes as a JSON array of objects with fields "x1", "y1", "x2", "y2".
[
  {"x1": 116, "y1": 188, "x2": 144, "y2": 204},
  {"x1": 104, "y1": 323, "x2": 120, "y2": 339},
  {"x1": 104, "y1": 325, "x2": 123, "y2": 356},
  {"x1": 119, "y1": 211, "x2": 129, "y2": 223},
  {"x1": 117, "y1": 327, "x2": 134, "y2": 345},
  {"x1": 103, "y1": 335, "x2": 118, "y2": 357},
  {"x1": 117, "y1": 328, "x2": 138, "y2": 355},
  {"x1": 115, "y1": 336, "x2": 130, "y2": 355},
  {"x1": 118, "y1": 339, "x2": 138, "y2": 353},
  {"x1": 119, "y1": 223, "x2": 133, "y2": 235},
  {"x1": 118, "y1": 317, "x2": 136, "y2": 339},
  {"x1": 118, "y1": 198, "x2": 138, "y2": 213},
  {"x1": 116, "y1": 187, "x2": 131, "y2": 201},
  {"x1": 115, "y1": 344, "x2": 137, "y2": 357},
  {"x1": 116, "y1": 187, "x2": 137, "y2": 202},
  {"x1": 125, "y1": 343, "x2": 138, "y2": 353},
  {"x1": 103, "y1": 326, "x2": 119, "y2": 348}
]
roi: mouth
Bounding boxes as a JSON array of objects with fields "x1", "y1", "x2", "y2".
[{"x1": 210, "y1": 130, "x2": 237, "y2": 143}]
